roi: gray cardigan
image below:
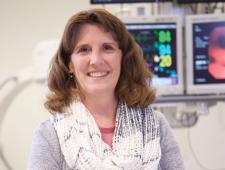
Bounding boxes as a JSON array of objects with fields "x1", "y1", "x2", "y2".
[{"x1": 28, "y1": 111, "x2": 185, "y2": 170}]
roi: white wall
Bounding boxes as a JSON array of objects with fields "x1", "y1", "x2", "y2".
[{"x1": 0, "y1": 0, "x2": 225, "y2": 170}]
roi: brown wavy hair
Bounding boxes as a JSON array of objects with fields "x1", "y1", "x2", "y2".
[{"x1": 45, "y1": 8, "x2": 156, "y2": 113}]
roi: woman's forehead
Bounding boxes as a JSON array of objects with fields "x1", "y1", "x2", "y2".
[{"x1": 73, "y1": 23, "x2": 118, "y2": 46}]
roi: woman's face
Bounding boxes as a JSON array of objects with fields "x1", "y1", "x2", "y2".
[{"x1": 70, "y1": 24, "x2": 122, "y2": 97}]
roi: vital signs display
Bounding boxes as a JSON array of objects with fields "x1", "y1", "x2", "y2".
[
  {"x1": 123, "y1": 16, "x2": 184, "y2": 96},
  {"x1": 128, "y1": 23, "x2": 177, "y2": 79}
]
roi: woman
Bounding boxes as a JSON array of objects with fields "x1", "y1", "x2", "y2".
[{"x1": 28, "y1": 9, "x2": 184, "y2": 170}]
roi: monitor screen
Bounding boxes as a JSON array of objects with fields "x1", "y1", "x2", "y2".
[
  {"x1": 186, "y1": 14, "x2": 225, "y2": 95},
  {"x1": 121, "y1": 16, "x2": 183, "y2": 96},
  {"x1": 91, "y1": 0, "x2": 171, "y2": 4}
]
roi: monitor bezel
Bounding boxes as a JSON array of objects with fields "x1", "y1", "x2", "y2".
[
  {"x1": 177, "y1": 0, "x2": 225, "y2": 3},
  {"x1": 185, "y1": 14, "x2": 225, "y2": 95},
  {"x1": 120, "y1": 15, "x2": 184, "y2": 96},
  {"x1": 90, "y1": 0, "x2": 171, "y2": 4}
]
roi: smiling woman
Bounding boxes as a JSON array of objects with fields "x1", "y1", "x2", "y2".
[
  {"x1": 44, "y1": 9, "x2": 155, "y2": 114},
  {"x1": 28, "y1": 8, "x2": 184, "y2": 170},
  {"x1": 69, "y1": 24, "x2": 122, "y2": 100}
]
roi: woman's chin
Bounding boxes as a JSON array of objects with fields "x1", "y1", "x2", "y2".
[{"x1": 85, "y1": 87, "x2": 115, "y2": 96}]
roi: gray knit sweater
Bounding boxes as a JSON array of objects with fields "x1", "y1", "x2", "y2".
[{"x1": 28, "y1": 111, "x2": 185, "y2": 170}]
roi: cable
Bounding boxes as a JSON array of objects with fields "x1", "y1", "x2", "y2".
[{"x1": 187, "y1": 127, "x2": 225, "y2": 170}]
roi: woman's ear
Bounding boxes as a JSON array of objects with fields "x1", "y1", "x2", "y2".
[{"x1": 68, "y1": 62, "x2": 74, "y2": 73}]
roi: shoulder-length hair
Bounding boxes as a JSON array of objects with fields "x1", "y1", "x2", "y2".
[{"x1": 45, "y1": 8, "x2": 156, "y2": 113}]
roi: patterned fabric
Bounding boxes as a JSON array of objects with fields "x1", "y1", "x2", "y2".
[{"x1": 51, "y1": 100, "x2": 161, "y2": 170}]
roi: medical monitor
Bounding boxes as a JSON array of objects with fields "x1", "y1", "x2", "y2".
[
  {"x1": 185, "y1": 14, "x2": 225, "y2": 95},
  {"x1": 121, "y1": 16, "x2": 184, "y2": 96},
  {"x1": 91, "y1": 0, "x2": 171, "y2": 4}
]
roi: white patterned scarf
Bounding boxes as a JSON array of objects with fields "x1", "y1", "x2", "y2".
[{"x1": 51, "y1": 100, "x2": 161, "y2": 170}]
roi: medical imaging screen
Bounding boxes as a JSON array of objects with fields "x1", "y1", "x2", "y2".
[
  {"x1": 192, "y1": 21, "x2": 225, "y2": 84},
  {"x1": 126, "y1": 23, "x2": 178, "y2": 87}
]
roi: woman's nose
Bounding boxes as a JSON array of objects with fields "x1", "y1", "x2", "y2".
[{"x1": 89, "y1": 50, "x2": 104, "y2": 65}]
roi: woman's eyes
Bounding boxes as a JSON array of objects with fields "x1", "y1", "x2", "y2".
[
  {"x1": 103, "y1": 44, "x2": 115, "y2": 52},
  {"x1": 77, "y1": 46, "x2": 90, "y2": 54},
  {"x1": 76, "y1": 44, "x2": 116, "y2": 54}
]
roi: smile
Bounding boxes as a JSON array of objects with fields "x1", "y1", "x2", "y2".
[{"x1": 88, "y1": 71, "x2": 109, "y2": 77}]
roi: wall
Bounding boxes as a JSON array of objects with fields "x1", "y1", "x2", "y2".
[{"x1": 0, "y1": 0, "x2": 225, "y2": 170}]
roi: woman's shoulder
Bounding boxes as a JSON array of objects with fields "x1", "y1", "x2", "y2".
[
  {"x1": 28, "y1": 119, "x2": 66, "y2": 169},
  {"x1": 141, "y1": 105, "x2": 168, "y2": 124},
  {"x1": 149, "y1": 109, "x2": 185, "y2": 169},
  {"x1": 141, "y1": 105, "x2": 172, "y2": 135},
  {"x1": 34, "y1": 119, "x2": 59, "y2": 144},
  {"x1": 35, "y1": 119, "x2": 55, "y2": 134},
  {"x1": 152, "y1": 109, "x2": 168, "y2": 125},
  {"x1": 152, "y1": 108, "x2": 171, "y2": 131}
]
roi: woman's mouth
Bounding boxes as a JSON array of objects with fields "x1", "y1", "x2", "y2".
[{"x1": 88, "y1": 71, "x2": 109, "y2": 77}]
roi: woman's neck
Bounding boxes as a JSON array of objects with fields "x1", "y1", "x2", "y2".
[{"x1": 81, "y1": 94, "x2": 118, "y2": 128}]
